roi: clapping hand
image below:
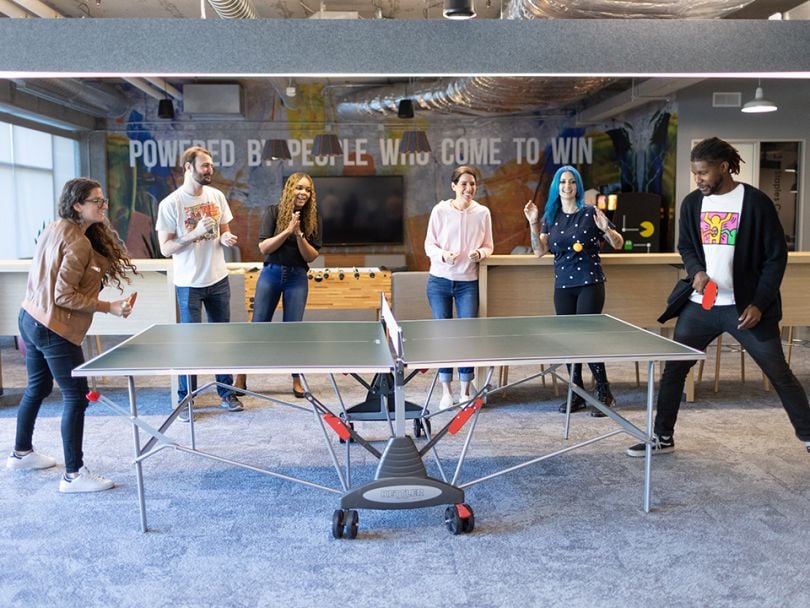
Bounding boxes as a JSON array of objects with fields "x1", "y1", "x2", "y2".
[{"x1": 192, "y1": 214, "x2": 216, "y2": 239}]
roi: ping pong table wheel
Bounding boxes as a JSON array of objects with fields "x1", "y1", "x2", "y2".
[
  {"x1": 445, "y1": 504, "x2": 474, "y2": 535},
  {"x1": 332, "y1": 509, "x2": 345, "y2": 539},
  {"x1": 460, "y1": 503, "x2": 475, "y2": 533},
  {"x1": 413, "y1": 418, "x2": 432, "y2": 438},
  {"x1": 346, "y1": 509, "x2": 359, "y2": 539}
]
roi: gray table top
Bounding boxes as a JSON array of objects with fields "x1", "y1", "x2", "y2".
[
  {"x1": 398, "y1": 314, "x2": 704, "y2": 368},
  {"x1": 74, "y1": 315, "x2": 703, "y2": 377}
]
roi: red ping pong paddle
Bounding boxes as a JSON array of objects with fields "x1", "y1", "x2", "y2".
[
  {"x1": 701, "y1": 280, "x2": 717, "y2": 310},
  {"x1": 128, "y1": 292, "x2": 138, "y2": 308}
]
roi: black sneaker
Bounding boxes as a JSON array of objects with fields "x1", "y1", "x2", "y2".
[
  {"x1": 220, "y1": 394, "x2": 244, "y2": 412},
  {"x1": 591, "y1": 384, "x2": 617, "y2": 418},
  {"x1": 558, "y1": 393, "x2": 587, "y2": 413},
  {"x1": 626, "y1": 435, "x2": 674, "y2": 457}
]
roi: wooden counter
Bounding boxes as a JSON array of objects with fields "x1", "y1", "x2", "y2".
[
  {"x1": 479, "y1": 253, "x2": 684, "y2": 327},
  {"x1": 480, "y1": 252, "x2": 810, "y2": 327}
]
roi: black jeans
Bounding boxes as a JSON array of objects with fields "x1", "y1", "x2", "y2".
[
  {"x1": 554, "y1": 283, "x2": 610, "y2": 388},
  {"x1": 15, "y1": 309, "x2": 89, "y2": 473},
  {"x1": 655, "y1": 301, "x2": 810, "y2": 441}
]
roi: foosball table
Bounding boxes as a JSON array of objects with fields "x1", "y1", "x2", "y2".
[{"x1": 242, "y1": 266, "x2": 392, "y2": 318}]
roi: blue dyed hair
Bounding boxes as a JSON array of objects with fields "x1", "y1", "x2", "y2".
[{"x1": 543, "y1": 165, "x2": 586, "y2": 226}]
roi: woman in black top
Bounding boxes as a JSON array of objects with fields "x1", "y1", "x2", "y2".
[{"x1": 254, "y1": 173, "x2": 322, "y2": 397}]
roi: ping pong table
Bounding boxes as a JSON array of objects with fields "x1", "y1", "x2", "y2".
[{"x1": 73, "y1": 306, "x2": 703, "y2": 537}]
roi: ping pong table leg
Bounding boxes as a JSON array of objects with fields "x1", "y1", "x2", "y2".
[
  {"x1": 643, "y1": 360, "x2": 654, "y2": 513},
  {"x1": 128, "y1": 376, "x2": 149, "y2": 532}
]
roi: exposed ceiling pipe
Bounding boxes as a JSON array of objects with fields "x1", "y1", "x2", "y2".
[
  {"x1": 7, "y1": 0, "x2": 61, "y2": 18},
  {"x1": 503, "y1": 0, "x2": 756, "y2": 19},
  {"x1": 122, "y1": 78, "x2": 167, "y2": 101},
  {"x1": 0, "y1": 0, "x2": 31, "y2": 17},
  {"x1": 142, "y1": 77, "x2": 183, "y2": 101},
  {"x1": 206, "y1": 0, "x2": 259, "y2": 19},
  {"x1": 13, "y1": 79, "x2": 130, "y2": 117},
  {"x1": 336, "y1": 77, "x2": 614, "y2": 120}
]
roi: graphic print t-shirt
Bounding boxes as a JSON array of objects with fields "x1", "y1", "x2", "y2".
[
  {"x1": 156, "y1": 186, "x2": 233, "y2": 288},
  {"x1": 689, "y1": 183, "x2": 744, "y2": 306}
]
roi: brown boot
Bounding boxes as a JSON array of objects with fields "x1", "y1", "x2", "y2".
[{"x1": 293, "y1": 375, "x2": 305, "y2": 398}]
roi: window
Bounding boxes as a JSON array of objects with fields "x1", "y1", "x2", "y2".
[{"x1": 0, "y1": 121, "x2": 79, "y2": 258}]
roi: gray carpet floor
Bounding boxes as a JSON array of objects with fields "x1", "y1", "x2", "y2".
[{"x1": 1, "y1": 334, "x2": 809, "y2": 608}]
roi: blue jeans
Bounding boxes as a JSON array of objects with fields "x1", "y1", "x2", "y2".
[
  {"x1": 252, "y1": 264, "x2": 309, "y2": 323},
  {"x1": 655, "y1": 301, "x2": 810, "y2": 441},
  {"x1": 15, "y1": 309, "x2": 88, "y2": 473},
  {"x1": 175, "y1": 276, "x2": 235, "y2": 402},
  {"x1": 426, "y1": 275, "x2": 479, "y2": 382}
]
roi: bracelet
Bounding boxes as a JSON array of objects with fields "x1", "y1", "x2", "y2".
[{"x1": 295, "y1": 232, "x2": 304, "y2": 239}]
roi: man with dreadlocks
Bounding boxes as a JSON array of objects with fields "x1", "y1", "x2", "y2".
[{"x1": 627, "y1": 137, "x2": 810, "y2": 457}]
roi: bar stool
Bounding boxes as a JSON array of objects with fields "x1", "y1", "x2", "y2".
[{"x1": 697, "y1": 334, "x2": 768, "y2": 393}]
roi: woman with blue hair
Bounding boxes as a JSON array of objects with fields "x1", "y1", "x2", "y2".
[{"x1": 523, "y1": 165, "x2": 624, "y2": 416}]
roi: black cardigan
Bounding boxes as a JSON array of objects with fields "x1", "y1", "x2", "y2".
[{"x1": 677, "y1": 183, "x2": 787, "y2": 329}]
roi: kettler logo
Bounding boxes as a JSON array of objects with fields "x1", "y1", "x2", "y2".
[{"x1": 363, "y1": 485, "x2": 442, "y2": 504}]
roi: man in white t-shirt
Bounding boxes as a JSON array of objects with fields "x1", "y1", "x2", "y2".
[
  {"x1": 627, "y1": 137, "x2": 810, "y2": 457},
  {"x1": 156, "y1": 145, "x2": 243, "y2": 420}
]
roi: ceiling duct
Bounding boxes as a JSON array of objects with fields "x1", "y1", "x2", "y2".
[
  {"x1": 336, "y1": 77, "x2": 614, "y2": 120},
  {"x1": 504, "y1": 0, "x2": 757, "y2": 19},
  {"x1": 206, "y1": 0, "x2": 258, "y2": 19},
  {"x1": 13, "y1": 79, "x2": 131, "y2": 118}
]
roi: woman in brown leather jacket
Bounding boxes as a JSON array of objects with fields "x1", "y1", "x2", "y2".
[{"x1": 6, "y1": 177, "x2": 137, "y2": 493}]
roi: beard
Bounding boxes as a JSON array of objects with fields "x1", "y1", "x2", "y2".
[{"x1": 192, "y1": 171, "x2": 212, "y2": 186}]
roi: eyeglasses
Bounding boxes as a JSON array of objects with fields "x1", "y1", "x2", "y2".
[{"x1": 84, "y1": 198, "x2": 109, "y2": 208}]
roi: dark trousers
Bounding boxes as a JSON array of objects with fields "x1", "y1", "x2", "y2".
[
  {"x1": 554, "y1": 283, "x2": 610, "y2": 388},
  {"x1": 656, "y1": 301, "x2": 810, "y2": 441},
  {"x1": 15, "y1": 309, "x2": 88, "y2": 473},
  {"x1": 175, "y1": 276, "x2": 234, "y2": 402}
]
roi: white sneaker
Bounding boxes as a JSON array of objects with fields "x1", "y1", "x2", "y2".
[
  {"x1": 439, "y1": 393, "x2": 456, "y2": 411},
  {"x1": 805, "y1": 441, "x2": 810, "y2": 453},
  {"x1": 6, "y1": 449, "x2": 57, "y2": 471},
  {"x1": 58, "y1": 466, "x2": 115, "y2": 493}
]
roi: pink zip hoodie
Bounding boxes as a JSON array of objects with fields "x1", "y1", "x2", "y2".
[{"x1": 424, "y1": 199, "x2": 493, "y2": 281}]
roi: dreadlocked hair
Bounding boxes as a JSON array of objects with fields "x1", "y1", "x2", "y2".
[
  {"x1": 690, "y1": 137, "x2": 744, "y2": 175},
  {"x1": 57, "y1": 177, "x2": 139, "y2": 291},
  {"x1": 275, "y1": 173, "x2": 318, "y2": 240}
]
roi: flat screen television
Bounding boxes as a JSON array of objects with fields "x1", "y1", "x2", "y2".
[{"x1": 312, "y1": 175, "x2": 404, "y2": 246}]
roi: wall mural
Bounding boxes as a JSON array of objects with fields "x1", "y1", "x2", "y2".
[{"x1": 107, "y1": 82, "x2": 677, "y2": 269}]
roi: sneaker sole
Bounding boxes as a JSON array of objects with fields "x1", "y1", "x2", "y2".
[
  {"x1": 626, "y1": 446, "x2": 675, "y2": 457},
  {"x1": 6, "y1": 458, "x2": 57, "y2": 471},
  {"x1": 59, "y1": 482, "x2": 115, "y2": 493}
]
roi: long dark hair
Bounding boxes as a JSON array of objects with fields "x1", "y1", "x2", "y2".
[{"x1": 58, "y1": 177, "x2": 138, "y2": 291}]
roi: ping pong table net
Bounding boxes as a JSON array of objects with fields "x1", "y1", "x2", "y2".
[{"x1": 380, "y1": 293, "x2": 404, "y2": 358}]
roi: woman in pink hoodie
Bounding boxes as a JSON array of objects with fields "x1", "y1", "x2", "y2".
[{"x1": 424, "y1": 166, "x2": 494, "y2": 410}]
